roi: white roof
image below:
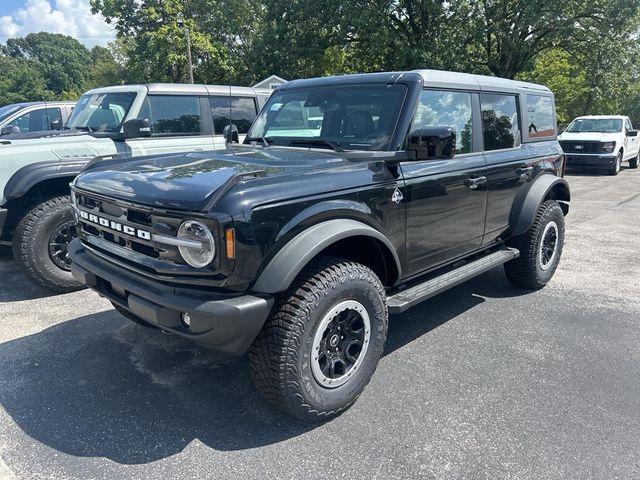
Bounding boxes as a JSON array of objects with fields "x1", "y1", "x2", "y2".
[
  {"x1": 411, "y1": 69, "x2": 551, "y2": 93},
  {"x1": 84, "y1": 83, "x2": 272, "y2": 97}
]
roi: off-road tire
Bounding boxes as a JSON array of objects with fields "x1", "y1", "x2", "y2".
[
  {"x1": 629, "y1": 152, "x2": 639, "y2": 169},
  {"x1": 504, "y1": 200, "x2": 565, "y2": 290},
  {"x1": 12, "y1": 195, "x2": 83, "y2": 293},
  {"x1": 111, "y1": 302, "x2": 159, "y2": 329},
  {"x1": 249, "y1": 257, "x2": 388, "y2": 422},
  {"x1": 609, "y1": 152, "x2": 622, "y2": 175}
]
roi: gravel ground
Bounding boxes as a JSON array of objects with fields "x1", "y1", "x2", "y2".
[{"x1": 0, "y1": 169, "x2": 639, "y2": 479}]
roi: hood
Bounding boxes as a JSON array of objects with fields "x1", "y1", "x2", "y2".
[
  {"x1": 558, "y1": 131, "x2": 621, "y2": 142},
  {"x1": 74, "y1": 146, "x2": 356, "y2": 211},
  {"x1": 0, "y1": 129, "x2": 87, "y2": 141}
]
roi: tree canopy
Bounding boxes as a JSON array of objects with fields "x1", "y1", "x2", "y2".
[{"x1": 0, "y1": 0, "x2": 639, "y2": 124}]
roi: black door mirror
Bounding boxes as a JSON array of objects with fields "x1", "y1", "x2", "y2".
[
  {"x1": 0, "y1": 125, "x2": 20, "y2": 136},
  {"x1": 627, "y1": 129, "x2": 638, "y2": 137},
  {"x1": 223, "y1": 124, "x2": 239, "y2": 144},
  {"x1": 50, "y1": 119, "x2": 63, "y2": 130},
  {"x1": 407, "y1": 127, "x2": 456, "y2": 160},
  {"x1": 123, "y1": 118, "x2": 152, "y2": 139}
]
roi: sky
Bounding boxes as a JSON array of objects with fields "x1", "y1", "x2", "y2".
[{"x1": 0, "y1": 0, "x2": 115, "y2": 47}]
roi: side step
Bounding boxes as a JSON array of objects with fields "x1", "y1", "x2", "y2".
[{"x1": 387, "y1": 248, "x2": 519, "y2": 314}]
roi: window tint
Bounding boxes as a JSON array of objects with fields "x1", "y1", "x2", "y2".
[
  {"x1": 140, "y1": 95, "x2": 202, "y2": 136},
  {"x1": 12, "y1": 108, "x2": 61, "y2": 133},
  {"x1": 210, "y1": 96, "x2": 258, "y2": 134},
  {"x1": 413, "y1": 90, "x2": 473, "y2": 154},
  {"x1": 480, "y1": 94, "x2": 521, "y2": 151},
  {"x1": 526, "y1": 95, "x2": 555, "y2": 138}
]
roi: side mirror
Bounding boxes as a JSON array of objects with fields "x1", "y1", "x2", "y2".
[
  {"x1": 627, "y1": 129, "x2": 638, "y2": 137},
  {"x1": 123, "y1": 118, "x2": 152, "y2": 139},
  {"x1": 1, "y1": 125, "x2": 20, "y2": 136},
  {"x1": 50, "y1": 119, "x2": 62, "y2": 130},
  {"x1": 223, "y1": 124, "x2": 239, "y2": 144},
  {"x1": 407, "y1": 127, "x2": 456, "y2": 160}
]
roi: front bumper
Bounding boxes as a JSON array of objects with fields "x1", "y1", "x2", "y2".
[
  {"x1": 69, "y1": 239, "x2": 273, "y2": 355},
  {"x1": 565, "y1": 154, "x2": 617, "y2": 169}
]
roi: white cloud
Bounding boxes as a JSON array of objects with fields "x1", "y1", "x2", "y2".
[{"x1": 0, "y1": 0, "x2": 115, "y2": 47}]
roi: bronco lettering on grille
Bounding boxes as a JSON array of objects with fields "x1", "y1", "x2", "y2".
[{"x1": 79, "y1": 210, "x2": 152, "y2": 241}]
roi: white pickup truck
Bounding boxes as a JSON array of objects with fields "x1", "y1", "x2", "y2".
[{"x1": 558, "y1": 115, "x2": 639, "y2": 175}]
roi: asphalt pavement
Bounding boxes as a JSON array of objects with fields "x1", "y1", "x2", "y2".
[{"x1": 0, "y1": 169, "x2": 639, "y2": 479}]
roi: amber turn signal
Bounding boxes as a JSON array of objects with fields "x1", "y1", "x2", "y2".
[{"x1": 225, "y1": 228, "x2": 235, "y2": 259}]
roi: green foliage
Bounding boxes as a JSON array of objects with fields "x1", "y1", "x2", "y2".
[{"x1": 1, "y1": 0, "x2": 640, "y2": 128}]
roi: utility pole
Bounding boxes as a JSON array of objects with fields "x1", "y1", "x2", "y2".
[{"x1": 176, "y1": 12, "x2": 194, "y2": 84}]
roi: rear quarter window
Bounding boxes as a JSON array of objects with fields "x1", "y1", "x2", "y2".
[{"x1": 526, "y1": 95, "x2": 555, "y2": 139}]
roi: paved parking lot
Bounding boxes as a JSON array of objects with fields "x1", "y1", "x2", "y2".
[{"x1": 1, "y1": 169, "x2": 639, "y2": 479}]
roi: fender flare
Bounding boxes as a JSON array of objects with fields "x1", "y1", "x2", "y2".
[
  {"x1": 510, "y1": 174, "x2": 570, "y2": 237},
  {"x1": 252, "y1": 219, "x2": 402, "y2": 294},
  {"x1": 3, "y1": 159, "x2": 90, "y2": 201}
]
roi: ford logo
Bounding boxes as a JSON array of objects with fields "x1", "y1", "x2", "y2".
[{"x1": 575, "y1": 145, "x2": 584, "y2": 150}]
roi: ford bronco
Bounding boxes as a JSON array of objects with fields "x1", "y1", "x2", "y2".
[
  {"x1": 0, "y1": 83, "x2": 271, "y2": 292},
  {"x1": 68, "y1": 70, "x2": 570, "y2": 421}
]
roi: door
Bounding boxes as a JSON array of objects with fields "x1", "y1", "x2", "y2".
[
  {"x1": 401, "y1": 89, "x2": 488, "y2": 276},
  {"x1": 124, "y1": 94, "x2": 215, "y2": 157},
  {"x1": 624, "y1": 118, "x2": 639, "y2": 159},
  {"x1": 481, "y1": 93, "x2": 532, "y2": 239},
  {"x1": 10, "y1": 107, "x2": 61, "y2": 133}
]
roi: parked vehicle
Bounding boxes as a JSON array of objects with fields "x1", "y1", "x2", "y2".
[
  {"x1": 0, "y1": 101, "x2": 75, "y2": 136},
  {"x1": 68, "y1": 70, "x2": 570, "y2": 421},
  {"x1": 0, "y1": 84, "x2": 271, "y2": 292},
  {"x1": 558, "y1": 115, "x2": 639, "y2": 175}
]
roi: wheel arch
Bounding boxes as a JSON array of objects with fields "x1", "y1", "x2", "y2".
[
  {"x1": 252, "y1": 219, "x2": 402, "y2": 294},
  {"x1": 509, "y1": 174, "x2": 570, "y2": 237}
]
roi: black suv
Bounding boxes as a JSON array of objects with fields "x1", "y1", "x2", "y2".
[{"x1": 68, "y1": 70, "x2": 570, "y2": 421}]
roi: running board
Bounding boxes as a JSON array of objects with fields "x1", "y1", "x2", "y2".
[{"x1": 387, "y1": 248, "x2": 519, "y2": 314}]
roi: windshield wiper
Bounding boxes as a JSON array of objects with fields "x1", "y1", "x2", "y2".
[
  {"x1": 74, "y1": 126, "x2": 94, "y2": 133},
  {"x1": 289, "y1": 139, "x2": 344, "y2": 152},
  {"x1": 245, "y1": 136, "x2": 273, "y2": 147}
]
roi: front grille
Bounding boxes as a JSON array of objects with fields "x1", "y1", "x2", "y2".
[
  {"x1": 74, "y1": 190, "x2": 183, "y2": 265},
  {"x1": 559, "y1": 140, "x2": 603, "y2": 154}
]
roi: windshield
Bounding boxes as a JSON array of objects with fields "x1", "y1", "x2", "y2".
[
  {"x1": 66, "y1": 92, "x2": 136, "y2": 133},
  {"x1": 0, "y1": 104, "x2": 23, "y2": 124},
  {"x1": 565, "y1": 118, "x2": 623, "y2": 133},
  {"x1": 246, "y1": 84, "x2": 407, "y2": 151}
]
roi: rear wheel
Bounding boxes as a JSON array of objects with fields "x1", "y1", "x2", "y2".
[
  {"x1": 504, "y1": 200, "x2": 565, "y2": 290},
  {"x1": 13, "y1": 196, "x2": 84, "y2": 293},
  {"x1": 249, "y1": 257, "x2": 388, "y2": 421}
]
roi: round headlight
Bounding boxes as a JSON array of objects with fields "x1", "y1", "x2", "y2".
[{"x1": 177, "y1": 220, "x2": 215, "y2": 268}]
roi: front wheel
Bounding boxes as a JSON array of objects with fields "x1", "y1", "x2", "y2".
[
  {"x1": 629, "y1": 152, "x2": 638, "y2": 169},
  {"x1": 609, "y1": 152, "x2": 622, "y2": 175},
  {"x1": 13, "y1": 196, "x2": 84, "y2": 293},
  {"x1": 249, "y1": 257, "x2": 388, "y2": 422},
  {"x1": 504, "y1": 200, "x2": 565, "y2": 290}
]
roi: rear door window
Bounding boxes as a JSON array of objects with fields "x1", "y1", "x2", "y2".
[
  {"x1": 210, "y1": 96, "x2": 258, "y2": 134},
  {"x1": 140, "y1": 95, "x2": 202, "y2": 136},
  {"x1": 526, "y1": 95, "x2": 555, "y2": 139},
  {"x1": 480, "y1": 94, "x2": 521, "y2": 151}
]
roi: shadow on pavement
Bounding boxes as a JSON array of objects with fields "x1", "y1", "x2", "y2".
[
  {"x1": 0, "y1": 267, "x2": 530, "y2": 464},
  {"x1": 0, "y1": 256, "x2": 57, "y2": 302}
]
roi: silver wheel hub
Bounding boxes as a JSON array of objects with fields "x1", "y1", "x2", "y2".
[
  {"x1": 539, "y1": 220, "x2": 559, "y2": 271},
  {"x1": 311, "y1": 300, "x2": 371, "y2": 389}
]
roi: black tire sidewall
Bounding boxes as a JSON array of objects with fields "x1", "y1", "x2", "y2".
[
  {"x1": 14, "y1": 197, "x2": 81, "y2": 291},
  {"x1": 532, "y1": 203, "x2": 565, "y2": 284},
  {"x1": 296, "y1": 270, "x2": 387, "y2": 414}
]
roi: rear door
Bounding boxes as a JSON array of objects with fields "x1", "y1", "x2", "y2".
[
  {"x1": 400, "y1": 89, "x2": 488, "y2": 276},
  {"x1": 625, "y1": 118, "x2": 639, "y2": 158},
  {"x1": 210, "y1": 95, "x2": 259, "y2": 148}
]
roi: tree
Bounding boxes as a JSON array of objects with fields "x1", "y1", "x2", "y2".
[{"x1": 0, "y1": 56, "x2": 53, "y2": 105}]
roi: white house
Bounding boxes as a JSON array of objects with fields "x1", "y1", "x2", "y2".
[{"x1": 253, "y1": 75, "x2": 287, "y2": 90}]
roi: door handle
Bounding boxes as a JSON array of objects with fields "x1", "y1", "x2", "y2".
[
  {"x1": 464, "y1": 176, "x2": 487, "y2": 190},
  {"x1": 517, "y1": 166, "x2": 534, "y2": 176}
]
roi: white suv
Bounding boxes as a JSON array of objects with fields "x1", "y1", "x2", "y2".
[{"x1": 558, "y1": 115, "x2": 639, "y2": 175}]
